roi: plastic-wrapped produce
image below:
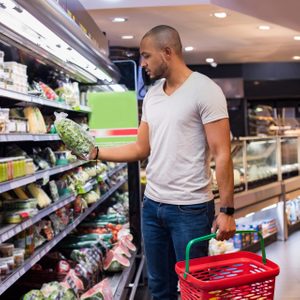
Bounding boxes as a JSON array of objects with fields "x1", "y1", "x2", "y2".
[
  {"x1": 22, "y1": 290, "x2": 44, "y2": 300},
  {"x1": 54, "y1": 112, "x2": 95, "y2": 159}
]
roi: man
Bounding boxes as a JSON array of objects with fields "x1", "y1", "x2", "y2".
[{"x1": 89, "y1": 25, "x2": 236, "y2": 300}]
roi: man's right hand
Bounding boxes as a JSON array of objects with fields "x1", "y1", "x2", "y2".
[{"x1": 88, "y1": 146, "x2": 99, "y2": 161}]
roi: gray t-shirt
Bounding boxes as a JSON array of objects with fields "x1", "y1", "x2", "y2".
[{"x1": 142, "y1": 72, "x2": 228, "y2": 205}]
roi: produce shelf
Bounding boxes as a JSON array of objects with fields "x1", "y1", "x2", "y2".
[
  {"x1": 0, "y1": 133, "x2": 60, "y2": 142},
  {"x1": 0, "y1": 160, "x2": 87, "y2": 193},
  {"x1": 110, "y1": 253, "x2": 145, "y2": 300},
  {"x1": 0, "y1": 194, "x2": 76, "y2": 243},
  {"x1": 0, "y1": 88, "x2": 90, "y2": 113},
  {"x1": 0, "y1": 178, "x2": 127, "y2": 296},
  {"x1": 0, "y1": 87, "x2": 31, "y2": 103}
]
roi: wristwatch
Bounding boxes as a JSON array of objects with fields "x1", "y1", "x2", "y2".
[{"x1": 220, "y1": 207, "x2": 235, "y2": 216}]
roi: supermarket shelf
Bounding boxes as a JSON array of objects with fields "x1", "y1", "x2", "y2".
[
  {"x1": 108, "y1": 163, "x2": 127, "y2": 177},
  {"x1": 0, "y1": 194, "x2": 76, "y2": 243},
  {"x1": 72, "y1": 105, "x2": 92, "y2": 113},
  {"x1": 283, "y1": 175, "x2": 300, "y2": 193},
  {"x1": 241, "y1": 232, "x2": 278, "y2": 253},
  {"x1": 0, "y1": 160, "x2": 87, "y2": 193},
  {"x1": 0, "y1": 87, "x2": 31, "y2": 102},
  {"x1": 0, "y1": 133, "x2": 60, "y2": 142},
  {"x1": 0, "y1": 164, "x2": 127, "y2": 243},
  {"x1": 109, "y1": 251, "x2": 141, "y2": 300},
  {"x1": 0, "y1": 178, "x2": 127, "y2": 296},
  {"x1": 288, "y1": 220, "x2": 300, "y2": 236},
  {"x1": 0, "y1": 88, "x2": 90, "y2": 113}
]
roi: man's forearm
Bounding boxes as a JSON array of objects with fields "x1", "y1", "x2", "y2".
[
  {"x1": 215, "y1": 154, "x2": 234, "y2": 207},
  {"x1": 93, "y1": 143, "x2": 148, "y2": 162}
]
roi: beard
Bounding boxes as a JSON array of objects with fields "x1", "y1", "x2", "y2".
[{"x1": 149, "y1": 60, "x2": 168, "y2": 81}]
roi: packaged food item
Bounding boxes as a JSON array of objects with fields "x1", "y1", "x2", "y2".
[
  {"x1": 0, "y1": 262, "x2": 9, "y2": 280},
  {"x1": 0, "y1": 256, "x2": 15, "y2": 273},
  {"x1": 27, "y1": 183, "x2": 52, "y2": 208},
  {"x1": 54, "y1": 112, "x2": 95, "y2": 159},
  {"x1": 13, "y1": 248, "x2": 25, "y2": 267},
  {"x1": 0, "y1": 243, "x2": 14, "y2": 257},
  {"x1": 2, "y1": 198, "x2": 37, "y2": 210},
  {"x1": 25, "y1": 226, "x2": 35, "y2": 257},
  {"x1": 25, "y1": 158, "x2": 35, "y2": 175},
  {"x1": 0, "y1": 158, "x2": 8, "y2": 182},
  {"x1": 4, "y1": 209, "x2": 38, "y2": 224},
  {"x1": 24, "y1": 106, "x2": 47, "y2": 134},
  {"x1": 14, "y1": 230, "x2": 26, "y2": 249}
]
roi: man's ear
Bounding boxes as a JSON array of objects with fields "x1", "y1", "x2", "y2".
[{"x1": 163, "y1": 47, "x2": 172, "y2": 59}]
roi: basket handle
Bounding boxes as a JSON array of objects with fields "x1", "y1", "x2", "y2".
[{"x1": 183, "y1": 230, "x2": 266, "y2": 279}]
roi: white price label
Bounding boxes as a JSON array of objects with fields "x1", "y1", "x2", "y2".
[{"x1": 1, "y1": 232, "x2": 8, "y2": 242}]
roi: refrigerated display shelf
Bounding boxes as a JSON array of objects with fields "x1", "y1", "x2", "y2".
[
  {"x1": 0, "y1": 194, "x2": 76, "y2": 243},
  {"x1": 0, "y1": 133, "x2": 60, "y2": 142},
  {"x1": 0, "y1": 88, "x2": 91, "y2": 113},
  {"x1": 288, "y1": 220, "x2": 300, "y2": 235},
  {"x1": 0, "y1": 160, "x2": 87, "y2": 193},
  {"x1": 0, "y1": 177, "x2": 127, "y2": 296},
  {"x1": 107, "y1": 163, "x2": 127, "y2": 177},
  {"x1": 109, "y1": 251, "x2": 139, "y2": 300},
  {"x1": 241, "y1": 232, "x2": 278, "y2": 253},
  {"x1": 0, "y1": 164, "x2": 127, "y2": 243}
]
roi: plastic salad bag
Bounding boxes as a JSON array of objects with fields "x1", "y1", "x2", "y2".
[{"x1": 54, "y1": 112, "x2": 95, "y2": 159}]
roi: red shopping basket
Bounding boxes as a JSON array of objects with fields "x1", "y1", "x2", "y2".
[{"x1": 175, "y1": 230, "x2": 280, "y2": 300}]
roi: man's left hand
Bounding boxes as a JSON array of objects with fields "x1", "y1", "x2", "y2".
[{"x1": 212, "y1": 213, "x2": 236, "y2": 241}]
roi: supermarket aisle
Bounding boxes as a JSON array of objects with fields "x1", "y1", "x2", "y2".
[{"x1": 263, "y1": 230, "x2": 300, "y2": 300}]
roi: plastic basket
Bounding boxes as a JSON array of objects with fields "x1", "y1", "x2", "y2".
[{"x1": 175, "y1": 230, "x2": 280, "y2": 300}]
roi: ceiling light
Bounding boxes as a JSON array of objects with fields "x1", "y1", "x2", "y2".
[
  {"x1": 121, "y1": 35, "x2": 133, "y2": 39},
  {"x1": 293, "y1": 56, "x2": 300, "y2": 60},
  {"x1": 258, "y1": 25, "x2": 270, "y2": 30},
  {"x1": 294, "y1": 36, "x2": 300, "y2": 41},
  {"x1": 112, "y1": 17, "x2": 127, "y2": 23},
  {"x1": 213, "y1": 12, "x2": 227, "y2": 18},
  {"x1": 206, "y1": 58, "x2": 214, "y2": 63},
  {"x1": 184, "y1": 46, "x2": 194, "y2": 52}
]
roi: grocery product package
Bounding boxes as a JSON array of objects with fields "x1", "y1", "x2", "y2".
[{"x1": 54, "y1": 112, "x2": 95, "y2": 160}]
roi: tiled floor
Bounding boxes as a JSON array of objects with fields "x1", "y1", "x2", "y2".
[
  {"x1": 260, "y1": 230, "x2": 300, "y2": 300},
  {"x1": 136, "y1": 230, "x2": 300, "y2": 300}
]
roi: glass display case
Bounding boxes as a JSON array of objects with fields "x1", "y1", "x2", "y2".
[{"x1": 211, "y1": 135, "x2": 300, "y2": 194}]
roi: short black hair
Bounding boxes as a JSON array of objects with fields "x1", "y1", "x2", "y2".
[{"x1": 142, "y1": 25, "x2": 182, "y2": 55}]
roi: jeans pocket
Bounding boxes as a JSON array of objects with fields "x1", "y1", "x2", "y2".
[
  {"x1": 177, "y1": 203, "x2": 207, "y2": 215},
  {"x1": 142, "y1": 196, "x2": 149, "y2": 208}
]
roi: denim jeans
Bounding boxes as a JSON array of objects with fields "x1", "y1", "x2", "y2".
[{"x1": 142, "y1": 196, "x2": 215, "y2": 300}]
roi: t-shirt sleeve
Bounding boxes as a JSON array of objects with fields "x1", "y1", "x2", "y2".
[
  {"x1": 198, "y1": 80, "x2": 229, "y2": 124},
  {"x1": 141, "y1": 91, "x2": 149, "y2": 123}
]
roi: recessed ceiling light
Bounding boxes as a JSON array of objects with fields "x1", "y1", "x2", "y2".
[
  {"x1": 184, "y1": 46, "x2": 194, "y2": 51},
  {"x1": 213, "y1": 12, "x2": 227, "y2": 18},
  {"x1": 292, "y1": 56, "x2": 300, "y2": 60},
  {"x1": 121, "y1": 35, "x2": 134, "y2": 39},
  {"x1": 294, "y1": 36, "x2": 300, "y2": 41},
  {"x1": 258, "y1": 25, "x2": 270, "y2": 30},
  {"x1": 112, "y1": 17, "x2": 127, "y2": 23},
  {"x1": 206, "y1": 58, "x2": 214, "y2": 63}
]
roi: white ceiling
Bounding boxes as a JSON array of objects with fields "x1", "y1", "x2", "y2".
[{"x1": 79, "y1": 0, "x2": 300, "y2": 65}]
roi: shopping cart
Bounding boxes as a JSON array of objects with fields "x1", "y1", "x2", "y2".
[{"x1": 175, "y1": 230, "x2": 280, "y2": 300}]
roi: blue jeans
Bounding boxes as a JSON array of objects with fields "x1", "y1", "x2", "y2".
[{"x1": 142, "y1": 196, "x2": 215, "y2": 300}]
